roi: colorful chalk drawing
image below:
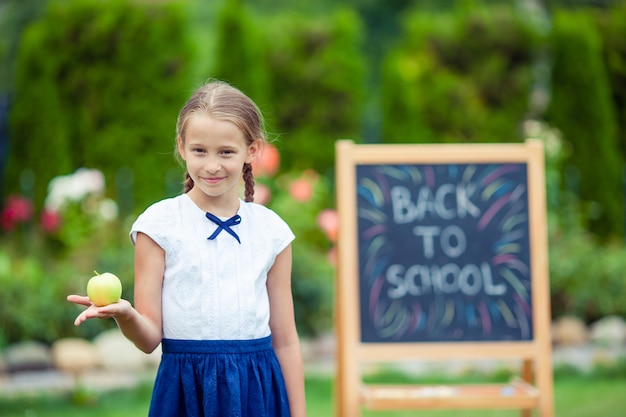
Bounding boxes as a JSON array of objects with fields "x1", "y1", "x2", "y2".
[{"x1": 356, "y1": 163, "x2": 533, "y2": 343}]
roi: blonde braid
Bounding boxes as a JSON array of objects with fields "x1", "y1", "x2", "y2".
[{"x1": 243, "y1": 163, "x2": 255, "y2": 202}]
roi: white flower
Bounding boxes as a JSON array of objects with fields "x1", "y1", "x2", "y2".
[
  {"x1": 98, "y1": 198, "x2": 119, "y2": 221},
  {"x1": 522, "y1": 119, "x2": 542, "y2": 138},
  {"x1": 45, "y1": 168, "x2": 106, "y2": 210},
  {"x1": 73, "y1": 168, "x2": 105, "y2": 195}
]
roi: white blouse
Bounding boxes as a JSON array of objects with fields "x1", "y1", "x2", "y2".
[{"x1": 129, "y1": 194, "x2": 295, "y2": 340}]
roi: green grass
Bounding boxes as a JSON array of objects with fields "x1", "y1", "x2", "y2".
[
  {"x1": 0, "y1": 382, "x2": 153, "y2": 417},
  {"x1": 1, "y1": 372, "x2": 626, "y2": 416}
]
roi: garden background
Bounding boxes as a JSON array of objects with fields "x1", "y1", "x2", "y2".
[{"x1": 1, "y1": 0, "x2": 625, "y2": 364}]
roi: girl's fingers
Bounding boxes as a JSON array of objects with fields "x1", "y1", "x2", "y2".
[
  {"x1": 67, "y1": 294, "x2": 92, "y2": 306},
  {"x1": 73, "y1": 306, "x2": 106, "y2": 326},
  {"x1": 74, "y1": 312, "x2": 88, "y2": 326},
  {"x1": 72, "y1": 300, "x2": 127, "y2": 326}
]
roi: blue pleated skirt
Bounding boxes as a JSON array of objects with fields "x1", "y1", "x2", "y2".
[{"x1": 148, "y1": 336, "x2": 290, "y2": 417}]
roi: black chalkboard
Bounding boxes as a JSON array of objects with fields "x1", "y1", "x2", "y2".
[{"x1": 356, "y1": 163, "x2": 533, "y2": 343}]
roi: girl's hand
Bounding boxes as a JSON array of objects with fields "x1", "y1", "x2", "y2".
[{"x1": 66, "y1": 295, "x2": 133, "y2": 326}]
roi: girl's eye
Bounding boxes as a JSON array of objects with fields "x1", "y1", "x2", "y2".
[{"x1": 192, "y1": 148, "x2": 206, "y2": 154}]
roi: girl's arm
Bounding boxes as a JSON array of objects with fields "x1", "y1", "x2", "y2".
[
  {"x1": 67, "y1": 232, "x2": 164, "y2": 353},
  {"x1": 267, "y1": 244, "x2": 307, "y2": 417}
]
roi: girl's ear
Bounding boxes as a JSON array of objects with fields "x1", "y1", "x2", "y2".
[
  {"x1": 177, "y1": 136, "x2": 186, "y2": 160},
  {"x1": 245, "y1": 139, "x2": 262, "y2": 164}
]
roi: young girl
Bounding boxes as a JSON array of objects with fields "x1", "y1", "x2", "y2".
[{"x1": 67, "y1": 80, "x2": 306, "y2": 417}]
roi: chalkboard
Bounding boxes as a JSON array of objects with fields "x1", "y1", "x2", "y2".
[
  {"x1": 334, "y1": 140, "x2": 554, "y2": 417},
  {"x1": 356, "y1": 163, "x2": 533, "y2": 343}
]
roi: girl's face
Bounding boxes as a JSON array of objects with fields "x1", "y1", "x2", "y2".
[{"x1": 178, "y1": 113, "x2": 259, "y2": 205}]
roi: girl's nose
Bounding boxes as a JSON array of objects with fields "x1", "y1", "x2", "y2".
[{"x1": 205, "y1": 157, "x2": 221, "y2": 174}]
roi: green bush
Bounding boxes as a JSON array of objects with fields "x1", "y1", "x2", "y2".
[
  {"x1": 527, "y1": 120, "x2": 626, "y2": 323},
  {"x1": 5, "y1": 0, "x2": 196, "y2": 212},
  {"x1": 0, "y1": 244, "x2": 133, "y2": 348},
  {"x1": 381, "y1": 5, "x2": 541, "y2": 144},
  {"x1": 0, "y1": 190, "x2": 134, "y2": 348},
  {"x1": 210, "y1": 0, "x2": 269, "y2": 103},
  {"x1": 262, "y1": 8, "x2": 367, "y2": 177},
  {"x1": 594, "y1": 3, "x2": 626, "y2": 166},
  {"x1": 549, "y1": 216, "x2": 626, "y2": 322}
]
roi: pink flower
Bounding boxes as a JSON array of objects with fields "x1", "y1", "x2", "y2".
[
  {"x1": 252, "y1": 142, "x2": 280, "y2": 177},
  {"x1": 1, "y1": 195, "x2": 34, "y2": 231},
  {"x1": 289, "y1": 178, "x2": 314, "y2": 202},
  {"x1": 253, "y1": 183, "x2": 272, "y2": 205},
  {"x1": 288, "y1": 170, "x2": 319, "y2": 202},
  {"x1": 40, "y1": 209, "x2": 62, "y2": 233},
  {"x1": 317, "y1": 209, "x2": 339, "y2": 243}
]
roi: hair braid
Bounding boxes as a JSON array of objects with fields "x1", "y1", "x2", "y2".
[
  {"x1": 243, "y1": 163, "x2": 255, "y2": 202},
  {"x1": 183, "y1": 171, "x2": 194, "y2": 193}
]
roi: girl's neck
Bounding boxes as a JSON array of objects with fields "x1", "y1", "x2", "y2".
[{"x1": 185, "y1": 188, "x2": 240, "y2": 217}]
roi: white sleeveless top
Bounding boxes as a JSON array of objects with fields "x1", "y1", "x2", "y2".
[{"x1": 129, "y1": 194, "x2": 295, "y2": 340}]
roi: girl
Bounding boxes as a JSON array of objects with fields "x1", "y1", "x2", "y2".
[{"x1": 68, "y1": 80, "x2": 306, "y2": 417}]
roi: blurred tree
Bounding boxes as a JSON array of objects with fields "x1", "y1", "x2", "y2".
[
  {"x1": 5, "y1": 0, "x2": 196, "y2": 212},
  {"x1": 0, "y1": 0, "x2": 47, "y2": 94},
  {"x1": 380, "y1": 4, "x2": 541, "y2": 144},
  {"x1": 263, "y1": 8, "x2": 367, "y2": 176},
  {"x1": 546, "y1": 9, "x2": 623, "y2": 240},
  {"x1": 0, "y1": 0, "x2": 47, "y2": 204},
  {"x1": 594, "y1": 3, "x2": 626, "y2": 164},
  {"x1": 211, "y1": 0, "x2": 270, "y2": 103},
  {"x1": 245, "y1": 0, "x2": 338, "y2": 15},
  {"x1": 545, "y1": 0, "x2": 624, "y2": 10}
]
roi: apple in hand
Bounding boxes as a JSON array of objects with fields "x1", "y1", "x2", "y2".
[{"x1": 87, "y1": 271, "x2": 122, "y2": 306}]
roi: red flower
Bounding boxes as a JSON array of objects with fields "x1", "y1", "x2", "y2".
[
  {"x1": 1, "y1": 195, "x2": 34, "y2": 231},
  {"x1": 40, "y1": 209, "x2": 62, "y2": 233}
]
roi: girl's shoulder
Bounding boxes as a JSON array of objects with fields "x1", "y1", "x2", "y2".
[
  {"x1": 241, "y1": 201, "x2": 295, "y2": 248},
  {"x1": 139, "y1": 194, "x2": 188, "y2": 218},
  {"x1": 129, "y1": 195, "x2": 191, "y2": 246},
  {"x1": 133, "y1": 195, "x2": 194, "y2": 231},
  {"x1": 240, "y1": 201, "x2": 286, "y2": 225}
]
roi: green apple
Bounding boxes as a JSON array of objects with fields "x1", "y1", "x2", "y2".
[{"x1": 87, "y1": 271, "x2": 122, "y2": 306}]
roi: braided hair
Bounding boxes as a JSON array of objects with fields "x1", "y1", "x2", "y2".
[{"x1": 175, "y1": 80, "x2": 266, "y2": 203}]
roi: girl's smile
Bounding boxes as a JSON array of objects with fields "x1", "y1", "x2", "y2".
[{"x1": 201, "y1": 176, "x2": 227, "y2": 186}]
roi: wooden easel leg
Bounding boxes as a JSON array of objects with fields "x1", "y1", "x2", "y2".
[{"x1": 519, "y1": 359, "x2": 534, "y2": 417}]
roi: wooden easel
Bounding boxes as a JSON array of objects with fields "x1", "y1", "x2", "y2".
[{"x1": 334, "y1": 140, "x2": 554, "y2": 416}]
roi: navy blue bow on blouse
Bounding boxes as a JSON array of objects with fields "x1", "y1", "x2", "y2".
[{"x1": 205, "y1": 212, "x2": 242, "y2": 244}]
